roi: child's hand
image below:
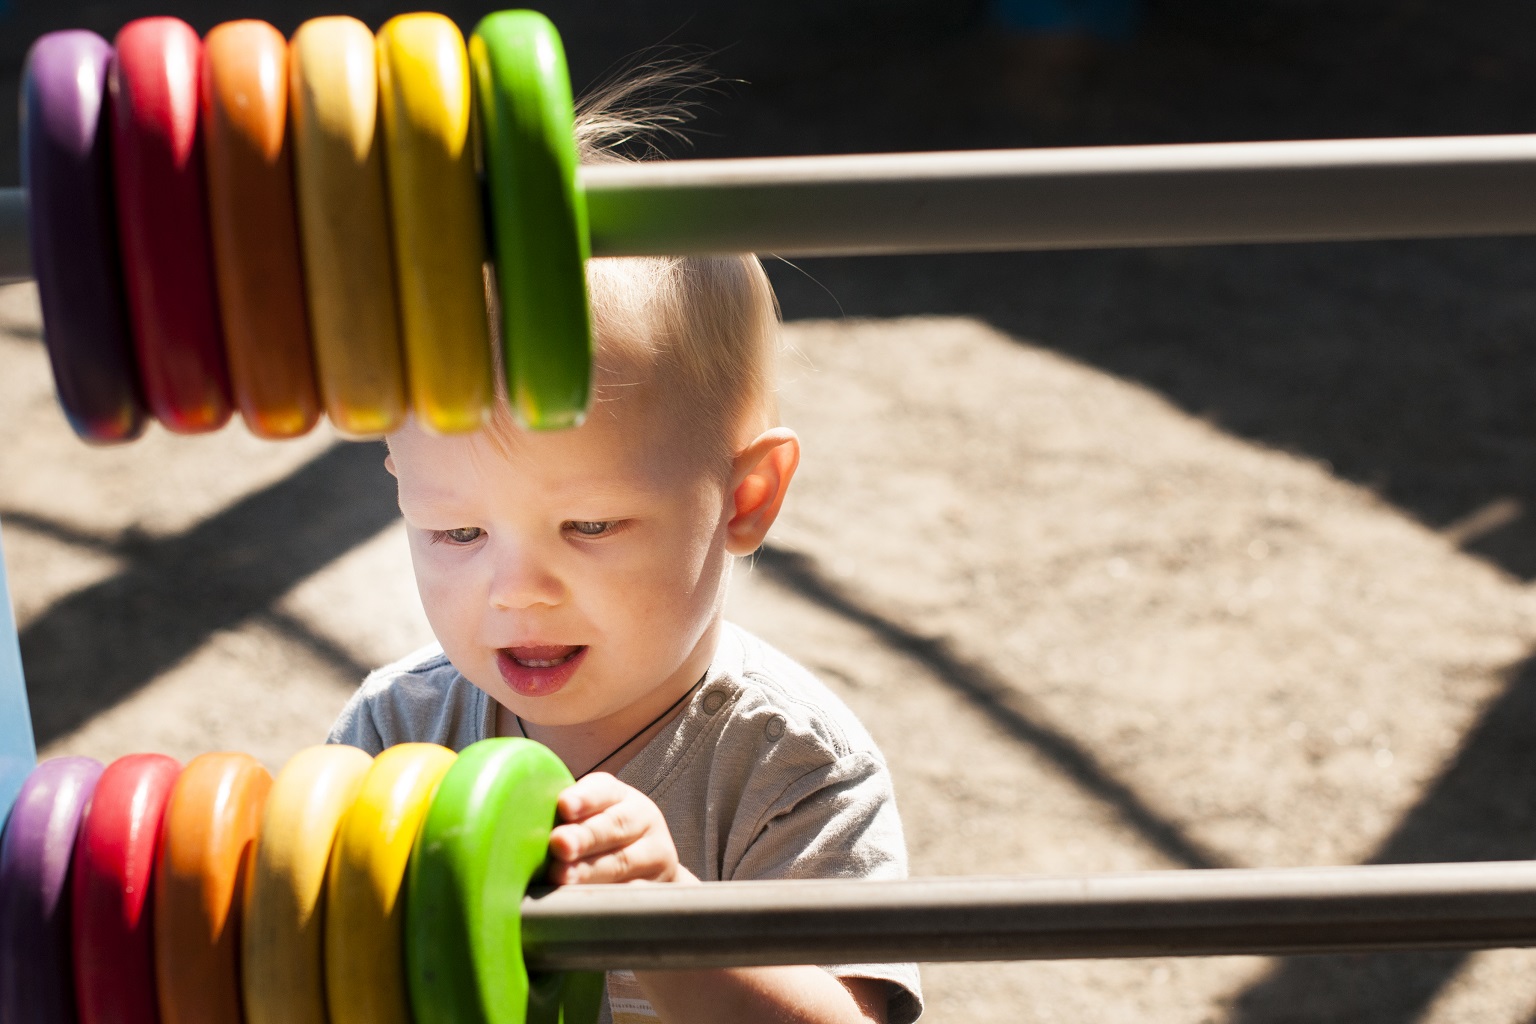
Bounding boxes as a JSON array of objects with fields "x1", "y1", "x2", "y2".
[{"x1": 547, "y1": 772, "x2": 696, "y2": 885}]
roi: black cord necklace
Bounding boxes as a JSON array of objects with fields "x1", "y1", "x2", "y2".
[{"x1": 516, "y1": 676, "x2": 706, "y2": 779}]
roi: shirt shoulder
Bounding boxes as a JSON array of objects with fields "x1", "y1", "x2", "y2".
[
  {"x1": 326, "y1": 642, "x2": 492, "y2": 755},
  {"x1": 712, "y1": 621, "x2": 883, "y2": 766},
  {"x1": 626, "y1": 623, "x2": 905, "y2": 876},
  {"x1": 619, "y1": 624, "x2": 922, "y2": 1024}
]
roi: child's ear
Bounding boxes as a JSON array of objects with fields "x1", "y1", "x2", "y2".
[{"x1": 726, "y1": 427, "x2": 800, "y2": 556}]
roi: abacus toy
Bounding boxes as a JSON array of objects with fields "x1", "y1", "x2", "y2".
[
  {"x1": 11, "y1": 740, "x2": 1536, "y2": 1024},
  {"x1": 19, "y1": 10, "x2": 590, "y2": 442},
  {"x1": 0, "y1": 736, "x2": 605, "y2": 1024},
  {"x1": 10, "y1": 10, "x2": 1536, "y2": 444},
  {"x1": 13, "y1": 9, "x2": 1536, "y2": 1024}
]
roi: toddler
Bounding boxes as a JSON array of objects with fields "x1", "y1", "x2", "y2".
[{"x1": 328, "y1": 105, "x2": 922, "y2": 1024}]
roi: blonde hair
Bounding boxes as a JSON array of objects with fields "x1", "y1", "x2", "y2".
[{"x1": 484, "y1": 67, "x2": 781, "y2": 471}]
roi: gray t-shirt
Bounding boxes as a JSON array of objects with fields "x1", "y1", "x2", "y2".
[{"x1": 327, "y1": 622, "x2": 923, "y2": 1024}]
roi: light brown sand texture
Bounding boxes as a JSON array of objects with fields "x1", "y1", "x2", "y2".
[{"x1": 8, "y1": 275, "x2": 1536, "y2": 1021}]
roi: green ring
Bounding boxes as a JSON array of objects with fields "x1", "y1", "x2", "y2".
[
  {"x1": 406, "y1": 738, "x2": 600, "y2": 1024},
  {"x1": 470, "y1": 11, "x2": 591, "y2": 431}
]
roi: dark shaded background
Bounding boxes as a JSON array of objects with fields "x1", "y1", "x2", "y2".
[{"x1": 11, "y1": 0, "x2": 1536, "y2": 576}]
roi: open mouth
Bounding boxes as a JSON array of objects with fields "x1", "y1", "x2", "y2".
[
  {"x1": 505, "y1": 645, "x2": 585, "y2": 668},
  {"x1": 496, "y1": 645, "x2": 588, "y2": 698}
]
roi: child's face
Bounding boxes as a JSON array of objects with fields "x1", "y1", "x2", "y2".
[{"x1": 388, "y1": 393, "x2": 736, "y2": 729}]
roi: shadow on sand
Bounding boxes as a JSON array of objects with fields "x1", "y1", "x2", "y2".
[{"x1": 12, "y1": 442, "x2": 393, "y2": 746}]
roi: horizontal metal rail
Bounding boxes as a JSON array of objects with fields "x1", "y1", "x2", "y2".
[
  {"x1": 7, "y1": 133, "x2": 1536, "y2": 281},
  {"x1": 580, "y1": 134, "x2": 1536, "y2": 257},
  {"x1": 521, "y1": 861, "x2": 1536, "y2": 970}
]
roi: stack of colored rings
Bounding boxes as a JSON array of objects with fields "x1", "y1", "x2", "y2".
[
  {"x1": 0, "y1": 738, "x2": 600, "y2": 1024},
  {"x1": 22, "y1": 10, "x2": 592, "y2": 443}
]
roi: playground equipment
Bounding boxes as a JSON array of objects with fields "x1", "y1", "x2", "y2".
[{"x1": 6, "y1": 8, "x2": 1536, "y2": 1023}]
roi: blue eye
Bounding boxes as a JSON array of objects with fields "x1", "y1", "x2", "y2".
[{"x1": 433, "y1": 527, "x2": 484, "y2": 545}]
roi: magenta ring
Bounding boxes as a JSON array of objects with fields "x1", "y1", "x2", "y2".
[
  {"x1": 22, "y1": 31, "x2": 145, "y2": 443},
  {"x1": 0, "y1": 757, "x2": 104, "y2": 1021}
]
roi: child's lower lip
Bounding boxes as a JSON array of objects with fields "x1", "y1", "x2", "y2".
[{"x1": 496, "y1": 645, "x2": 587, "y2": 698}]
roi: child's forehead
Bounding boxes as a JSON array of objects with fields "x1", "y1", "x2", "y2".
[{"x1": 389, "y1": 390, "x2": 709, "y2": 498}]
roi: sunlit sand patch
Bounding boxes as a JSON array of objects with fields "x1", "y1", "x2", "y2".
[
  {"x1": 274, "y1": 521, "x2": 435, "y2": 674},
  {"x1": 1, "y1": 517, "x2": 124, "y2": 626},
  {"x1": 40, "y1": 618, "x2": 358, "y2": 771},
  {"x1": 729, "y1": 315, "x2": 1536, "y2": 1024},
  {"x1": 6, "y1": 285, "x2": 1536, "y2": 1023},
  {"x1": 0, "y1": 282, "x2": 344, "y2": 538}
]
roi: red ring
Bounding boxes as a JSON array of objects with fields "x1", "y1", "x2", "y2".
[
  {"x1": 71, "y1": 753, "x2": 181, "y2": 1024},
  {"x1": 110, "y1": 17, "x2": 232, "y2": 434}
]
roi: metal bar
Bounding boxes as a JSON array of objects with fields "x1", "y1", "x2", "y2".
[
  {"x1": 8, "y1": 134, "x2": 1536, "y2": 279},
  {"x1": 580, "y1": 135, "x2": 1536, "y2": 257},
  {"x1": 521, "y1": 861, "x2": 1536, "y2": 970}
]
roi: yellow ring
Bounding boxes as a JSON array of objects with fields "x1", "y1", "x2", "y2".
[
  {"x1": 325, "y1": 743, "x2": 456, "y2": 1024},
  {"x1": 377, "y1": 14, "x2": 493, "y2": 434},
  {"x1": 289, "y1": 16, "x2": 408, "y2": 438},
  {"x1": 241, "y1": 744, "x2": 373, "y2": 1024}
]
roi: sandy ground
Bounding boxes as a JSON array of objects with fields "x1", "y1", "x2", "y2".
[
  {"x1": 8, "y1": 292, "x2": 1536, "y2": 1023},
  {"x1": 9, "y1": 2, "x2": 1536, "y2": 1022}
]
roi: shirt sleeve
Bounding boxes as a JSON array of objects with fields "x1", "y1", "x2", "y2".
[
  {"x1": 325, "y1": 686, "x2": 387, "y2": 755},
  {"x1": 322, "y1": 650, "x2": 492, "y2": 755},
  {"x1": 734, "y1": 751, "x2": 924, "y2": 1024}
]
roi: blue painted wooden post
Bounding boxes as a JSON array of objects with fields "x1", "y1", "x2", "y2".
[{"x1": 0, "y1": 517, "x2": 37, "y2": 821}]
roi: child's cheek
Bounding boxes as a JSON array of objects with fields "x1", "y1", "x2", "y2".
[{"x1": 413, "y1": 551, "x2": 476, "y2": 629}]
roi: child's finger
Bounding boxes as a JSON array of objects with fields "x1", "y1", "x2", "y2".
[
  {"x1": 548, "y1": 799, "x2": 647, "y2": 861},
  {"x1": 547, "y1": 836, "x2": 675, "y2": 885},
  {"x1": 555, "y1": 771, "x2": 627, "y2": 822}
]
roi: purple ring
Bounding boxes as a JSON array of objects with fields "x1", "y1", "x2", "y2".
[
  {"x1": 0, "y1": 756, "x2": 104, "y2": 1022},
  {"x1": 23, "y1": 31, "x2": 145, "y2": 443}
]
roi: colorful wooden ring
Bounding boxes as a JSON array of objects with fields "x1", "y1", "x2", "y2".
[
  {"x1": 407, "y1": 738, "x2": 599, "y2": 1024},
  {"x1": 289, "y1": 16, "x2": 408, "y2": 438},
  {"x1": 325, "y1": 743, "x2": 456, "y2": 1024},
  {"x1": 0, "y1": 757, "x2": 104, "y2": 1023},
  {"x1": 71, "y1": 753, "x2": 181, "y2": 1024},
  {"x1": 22, "y1": 31, "x2": 144, "y2": 443},
  {"x1": 377, "y1": 14, "x2": 493, "y2": 435},
  {"x1": 110, "y1": 17, "x2": 232, "y2": 434},
  {"x1": 242, "y1": 744, "x2": 372, "y2": 1024},
  {"x1": 154, "y1": 752, "x2": 272, "y2": 1024},
  {"x1": 202, "y1": 20, "x2": 320, "y2": 440},
  {"x1": 469, "y1": 11, "x2": 592, "y2": 430}
]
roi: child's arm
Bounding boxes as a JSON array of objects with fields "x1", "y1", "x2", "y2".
[{"x1": 548, "y1": 773, "x2": 890, "y2": 1024}]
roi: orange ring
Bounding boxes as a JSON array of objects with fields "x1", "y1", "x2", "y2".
[
  {"x1": 202, "y1": 20, "x2": 320, "y2": 440},
  {"x1": 153, "y1": 752, "x2": 272, "y2": 1024}
]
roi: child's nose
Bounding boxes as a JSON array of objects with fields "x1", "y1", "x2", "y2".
[{"x1": 486, "y1": 546, "x2": 564, "y2": 610}]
